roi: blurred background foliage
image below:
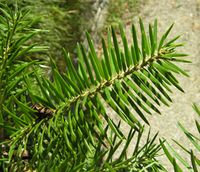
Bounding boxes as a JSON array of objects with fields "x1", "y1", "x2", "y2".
[
  {"x1": 3, "y1": 0, "x2": 140, "y2": 71},
  {"x1": 106, "y1": 0, "x2": 140, "y2": 26}
]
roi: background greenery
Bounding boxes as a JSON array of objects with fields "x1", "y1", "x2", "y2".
[
  {"x1": 106, "y1": 0, "x2": 141, "y2": 26},
  {"x1": 3, "y1": 0, "x2": 96, "y2": 72},
  {"x1": 3, "y1": 0, "x2": 141, "y2": 72}
]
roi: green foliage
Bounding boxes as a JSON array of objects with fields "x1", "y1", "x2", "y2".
[
  {"x1": 3, "y1": 0, "x2": 94, "y2": 72},
  {"x1": 106, "y1": 0, "x2": 141, "y2": 26},
  {"x1": 0, "y1": 3, "x2": 192, "y2": 172},
  {"x1": 0, "y1": 2, "x2": 46, "y2": 138},
  {"x1": 162, "y1": 103, "x2": 200, "y2": 171}
]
